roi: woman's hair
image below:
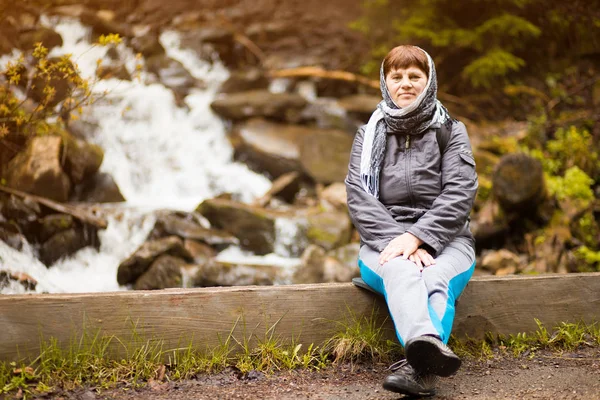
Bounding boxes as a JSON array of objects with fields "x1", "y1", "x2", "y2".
[{"x1": 383, "y1": 45, "x2": 430, "y2": 78}]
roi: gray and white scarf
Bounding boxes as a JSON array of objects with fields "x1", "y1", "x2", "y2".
[{"x1": 360, "y1": 47, "x2": 452, "y2": 198}]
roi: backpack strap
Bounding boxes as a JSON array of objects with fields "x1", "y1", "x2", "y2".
[{"x1": 435, "y1": 120, "x2": 455, "y2": 155}]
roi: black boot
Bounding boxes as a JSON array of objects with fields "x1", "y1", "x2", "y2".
[
  {"x1": 405, "y1": 335, "x2": 461, "y2": 377},
  {"x1": 382, "y1": 359, "x2": 438, "y2": 397}
]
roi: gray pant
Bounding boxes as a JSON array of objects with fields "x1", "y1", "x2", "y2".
[{"x1": 358, "y1": 237, "x2": 475, "y2": 346}]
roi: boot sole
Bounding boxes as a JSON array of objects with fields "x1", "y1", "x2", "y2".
[
  {"x1": 382, "y1": 380, "x2": 436, "y2": 397},
  {"x1": 406, "y1": 338, "x2": 461, "y2": 377}
]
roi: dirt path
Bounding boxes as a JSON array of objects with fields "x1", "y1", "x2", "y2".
[{"x1": 47, "y1": 347, "x2": 600, "y2": 400}]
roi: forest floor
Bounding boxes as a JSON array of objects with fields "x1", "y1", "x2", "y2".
[{"x1": 40, "y1": 347, "x2": 600, "y2": 400}]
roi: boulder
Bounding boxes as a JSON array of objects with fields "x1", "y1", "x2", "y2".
[
  {"x1": 18, "y1": 27, "x2": 63, "y2": 51},
  {"x1": 179, "y1": 27, "x2": 240, "y2": 67},
  {"x1": 133, "y1": 255, "x2": 185, "y2": 290},
  {"x1": 299, "y1": 129, "x2": 354, "y2": 184},
  {"x1": 327, "y1": 242, "x2": 360, "y2": 270},
  {"x1": 38, "y1": 226, "x2": 96, "y2": 266},
  {"x1": 228, "y1": 118, "x2": 309, "y2": 179},
  {"x1": 319, "y1": 183, "x2": 348, "y2": 210},
  {"x1": 150, "y1": 211, "x2": 238, "y2": 247},
  {"x1": 5, "y1": 136, "x2": 71, "y2": 202},
  {"x1": 130, "y1": 31, "x2": 165, "y2": 58},
  {"x1": 292, "y1": 244, "x2": 326, "y2": 284},
  {"x1": 480, "y1": 249, "x2": 522, "y2": 274},
  {"x1": 145, "y1": 54, "x2": 204, "y2": 99},
  {"x1": 323, "y1": 256, "x2": 360, "y2": 282},
  {"x1": 196, "y1": 198, "x2": 277, "y2": 255},
  {"x1": 0, "y1": 221, "x2": 26, "y2": 251},
  {"x1": 194, "y1": 260, "x2": 279, "y2": 287},
  {"x1": 336, "y1": 94, "x2": 380, "y2": 123},
  {"x1": 117, "y1": 236, "x2": 193, "y2": 285},
  {"x1": 492, "y1": 153, "x2": 546, "y2": 214},
  {"x1": 96, "y1": 64, "x2": 131, "y2": 81},
  {"x1": 62, "y1": 135, "x2": 104, "y2": 185},
  {"x1": 218, "y1": 68, "x2": 269, "y2": 94},
  {"x1": 183, "y1": 239, "x2": 217, "y2": 265},
  {"x1": 210, "y1": 90, "x2": 307, "y2": 123},
  {"x1": 306, "y1": 209, "x2": 352, "y2": 251},
  {"x1": 72, "y1": 172, "x2": 126, "y2": 203},
  {"x1": 38, "y1": 214, "x2": 74, "y2": 242}
]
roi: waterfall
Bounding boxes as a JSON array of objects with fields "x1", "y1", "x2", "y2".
[{"x1": 0, "y1": 17, "x2": 303, "y2": 294}]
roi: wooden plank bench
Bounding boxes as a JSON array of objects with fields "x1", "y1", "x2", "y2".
[{"x1": 1, "y1": 273, "x2": 600, "y2": 361}]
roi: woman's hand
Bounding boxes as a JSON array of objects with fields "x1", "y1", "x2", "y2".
[
  {"x1": 408, "y1": 248, "x2": 436, "y2": 271},
  {"x1": 379, "y1": 233, "x2": 424, "y2": 265}
]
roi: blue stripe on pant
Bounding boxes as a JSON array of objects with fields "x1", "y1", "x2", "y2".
[{"x1": 358, "y1": 237, "x2": 475, "y2": 346}]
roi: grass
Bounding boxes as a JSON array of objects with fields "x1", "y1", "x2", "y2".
[
  {"x1": 1, "y1": 316, "x2": 600, "y2": 398},
  {"x1": 450, "y1": 318, "x2": 600, "y2": 360}
]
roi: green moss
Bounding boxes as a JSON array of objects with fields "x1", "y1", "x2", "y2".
[
  {"x1": 575, "y1": 246, "x2": 600, "y2": 271},
  {"x1": 546, "y1": 167, "x2": 594, "y2": 204}
]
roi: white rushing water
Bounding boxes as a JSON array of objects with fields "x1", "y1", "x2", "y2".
[{"x1": 0, "y1": 17, "x2": 302, "y2": 294}]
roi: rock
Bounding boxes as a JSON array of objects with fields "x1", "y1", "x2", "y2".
[
  {"x1": 133, "y1": 255, "x2": 185, "y2": 290},
  {"x1": 194, "y1": 260, "x2": 279, "y2": 287},
  {"x1": 26, "y1": 57, "x2": 74, "y2": 107},
  {"x1": 492, "y1": 153, "x2": 546, "y2": 214},
  {"x1": 218, "y1": 68, "x2": 269, "y2": 94},
  {"x1": 306, "y1": 209, "x2": 352, "y2": 251},
  {"x1": 38, "y1": 214, "x2": 74, "y2": 242},
  {"x1": 480, "y1": 249, "x2": 521, "y2": 274},
  {"x1": 0, "y1": 221, "x2": 26, "y2": 251},
  {"x1": 320, "y1": 183, "x2": 348, "y2": 210},
  {"x1": 5, "y1": 136, "x2": 72, "y2": 202},
  {"x1": 18, "y1": 27, "x2": 63, "y2": 51},
  {"x1": 183, "y1": 239, "x2": 217, "y2": 265},
  {"x1": 0, "y1": 194, "x2": 41, "y2": 223},
  {"x1": 525, "y1": 226, "x2": 572, "y2": 274},
  {"x1": 210, "y1": 90, "x2": 307, "y2": 123},
  {"x1": 292, "y1": 245, "x2": 326, "y2": 284},
  {"x1": 474, "y1": 149, "x2": 501, "y2": 177},
  {"x1": 62, "y1": 135, "x2": 104, "y2": 185},
  {"x1": 96, "y1": 64, "x2": 131, "y2": 81},
  {"x1": 327, "y1": 242, "x2": 360, "y2": 270},
  {"x1": 229, "y1": 118, "x2": 308, "y2": 179},
  {"x1": 254, "y1": 171, "x2": 303, "y2": 207},
  {"x1": 39, "y1": 226, "x2": 97, "y2": 266},
  {"x1": 196, "y1": 198, "x2": 277, "y2": 255},
  {"x1": 150, "y1": 211, "x2": 238, "y2": 247},
  {"x1": 323, "y1": 256, "x2": 359, "y2": 282},
  {"x1": 130, "y1": 31, "x2": 165, "y2": 58},
  {"x1": 79, "y1": 9, "x2": 131, "y2": 39},
  {"x1": 336, "y1": 94, "x2": 380, "y2": 123},
  {"x1": 299, "y1": 129, "x2": 354, "y2": 184},
  {"x1": 117, "y1": 236, "x2": 193, "y2": 285},
  {"x1": 179, "y1": 27, "x2": 240, "y2": 67},
  {"x1": 72, "y1": 172, "x2": 126, "y2": 203},
  {"x1": 145, "y1": 54, "x2": 204, "y2": 100},
  {"x1": 0, "y1": 270, "x2": 37, "y2": 291},
  {"x1": 470, "y1": 200, "x2": 509, "y2": 250}
]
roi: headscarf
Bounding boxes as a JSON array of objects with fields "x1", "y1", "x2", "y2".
[{"x1": 359, "y1": 47, "x2": 452, "y2": 198}]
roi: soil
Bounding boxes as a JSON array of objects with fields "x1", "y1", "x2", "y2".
[{"x1": 32, "y1": 347, "x2": 600, "y2": 400}]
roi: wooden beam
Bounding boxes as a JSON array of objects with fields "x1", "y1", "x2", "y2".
[{"x1": 2, "y1": 273, "x2": 600, "y2": 362}]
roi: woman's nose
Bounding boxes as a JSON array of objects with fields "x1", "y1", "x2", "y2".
[{"x1": 400, "y1": 78, "x2": 412, "y2": 88}]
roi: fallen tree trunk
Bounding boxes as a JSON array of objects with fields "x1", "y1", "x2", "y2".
[{"x1": 0, "y1": 185, "x2": 108, "y2": 229}]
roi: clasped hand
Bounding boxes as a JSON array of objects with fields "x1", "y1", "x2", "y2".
[{"x1": 378, "y1": 233, "x2": 436, "y2": 271}]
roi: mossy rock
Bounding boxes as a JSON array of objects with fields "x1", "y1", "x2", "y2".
[{"x1": 306, "y1": 209, "x2": 352, "y2": 251}]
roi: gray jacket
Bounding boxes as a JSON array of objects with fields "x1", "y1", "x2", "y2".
[{"x1": 345, "y1": 121, "x2": 478, "y2": 256}]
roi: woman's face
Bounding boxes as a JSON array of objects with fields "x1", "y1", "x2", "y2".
[{"x1": 385, "y1": 66, "x2": 428, "y2": 108}]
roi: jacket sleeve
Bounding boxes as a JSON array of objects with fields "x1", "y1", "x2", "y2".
[
  {"x1": 407, "y1": 121, "x2": 478, "y2": 256},
  {"x1": 345, "y1": 126, "x2": 404, "y2": 252}
]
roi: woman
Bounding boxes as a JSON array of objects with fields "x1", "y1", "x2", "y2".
[{"x1": 345, "y1": 45, "x2": 478, "y2": 396}]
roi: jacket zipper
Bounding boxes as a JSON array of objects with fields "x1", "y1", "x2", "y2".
[{"x1": 405, "y1": 135, "x2": 415, "y2": 208}]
